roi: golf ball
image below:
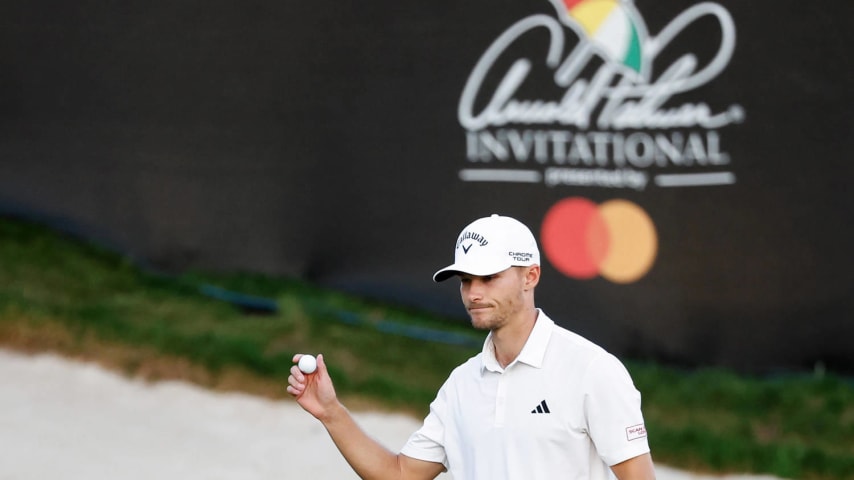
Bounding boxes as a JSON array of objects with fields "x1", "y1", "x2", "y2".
[{"x1": 298, "y1": 354, "x2": 317, "y2": 374}]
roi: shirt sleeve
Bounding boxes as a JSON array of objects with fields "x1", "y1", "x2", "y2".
[
  {"x1": 582, "y1": 352, "x2": 651, "y2": 466},
  {"x1": 400, "y1": 380, "x2": 450, "y2": 469}
]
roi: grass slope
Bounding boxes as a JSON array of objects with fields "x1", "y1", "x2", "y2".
[{"x1": 0, "y1": 217, "x2": 851, "y2": 480}]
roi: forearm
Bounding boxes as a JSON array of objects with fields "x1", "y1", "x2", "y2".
[
  {"x1": 288, "y1": 354, "x2": 440, "y2": 479},
  {"x1": 610, "y1": 453, "x2": 656, "y2": 480},
  {"x1": 320, "y1": 402, "x2": 403, "y2": 480}
]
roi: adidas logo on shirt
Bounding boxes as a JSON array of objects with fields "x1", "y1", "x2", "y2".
[{"x1": 530, "y1": 400, "x2": 550, "y2": 414}]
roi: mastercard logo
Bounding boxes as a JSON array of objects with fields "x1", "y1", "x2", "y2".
[{"x1": 541, "y1": 197, "x2": 657, "y2": 283}]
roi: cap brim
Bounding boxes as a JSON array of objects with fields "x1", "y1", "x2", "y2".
[
  {"x1": 432, "y1": 267, "x2": 461, "y2": 282},
  {"x1": 432, "y1": 261, "x2": 513, "y2": 282}
]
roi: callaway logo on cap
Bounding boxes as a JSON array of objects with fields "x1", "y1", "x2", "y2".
[{"x1": 433, "y1": 214, "x2": 541, "y2": 282}]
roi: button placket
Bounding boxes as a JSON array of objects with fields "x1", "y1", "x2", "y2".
[{"x1": 494, "y1": 370, "x2": 508, "y2": 426}]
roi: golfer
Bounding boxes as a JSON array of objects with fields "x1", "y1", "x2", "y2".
[{"x1": 287, "y1": 214, "x2": 656, "y2": 479}]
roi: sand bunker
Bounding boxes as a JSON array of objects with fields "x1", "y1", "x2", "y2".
[{"x1": 0, "y1": 349, "x2": 786, "y2": 480}]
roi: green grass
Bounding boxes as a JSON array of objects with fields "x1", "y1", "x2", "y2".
[
  {"x1": 631, "y1": 364, "x2": 854, "y2": 479},
  {"x1": 1, "y1": 216, "x2": 852, "y2": 480},
  {"x1": 0, "y1": 216, "x2": 478, "y2": 410}
]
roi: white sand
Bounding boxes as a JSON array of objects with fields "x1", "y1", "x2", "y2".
[{"x1": 0, "y1": 348, "x2": 787, "y2": 480}]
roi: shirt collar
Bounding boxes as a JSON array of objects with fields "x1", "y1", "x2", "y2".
[{"x1": 481, "y1": 309, "x2": 554, "y2": 373}]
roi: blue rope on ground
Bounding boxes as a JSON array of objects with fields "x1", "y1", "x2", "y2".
[
  {"x1": 198, "y1": 284, "x2": 279, "y2": 314},
  {"x1": 330, "y1": 310, "x2": 480, "y2": 349},
  {"x1": 197, "y1": 286, "x2": 479, "y2": 349}
]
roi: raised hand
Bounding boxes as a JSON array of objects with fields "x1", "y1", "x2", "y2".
[{"x1": 286, "y1": 353, "x2": 340, "y2": 421}]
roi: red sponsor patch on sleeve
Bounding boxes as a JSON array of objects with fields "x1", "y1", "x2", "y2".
[{"x1": 625, "y1": 424, "x2": 647, "y2": 441}]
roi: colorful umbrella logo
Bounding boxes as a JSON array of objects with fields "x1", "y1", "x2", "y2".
[{"x1": 550, "y1": 0, "x2": 650, "y2": 82}]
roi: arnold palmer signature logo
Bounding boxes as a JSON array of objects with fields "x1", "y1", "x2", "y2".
[{"x1": 458, "y1": 1, "x2": 744, "y2": 190}]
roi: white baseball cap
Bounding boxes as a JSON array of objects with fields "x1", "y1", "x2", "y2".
[{"x1": 433, "y1": 214, "x2": 541, "y2": 282}]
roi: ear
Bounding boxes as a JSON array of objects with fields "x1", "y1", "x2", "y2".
[{"x1": 524, "y1": 265, "x2": 541, "y2": 290}]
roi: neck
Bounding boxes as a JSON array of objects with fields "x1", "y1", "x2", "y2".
[{"x1": 491, "y1": 307, "x2": 539, "y2": 368}]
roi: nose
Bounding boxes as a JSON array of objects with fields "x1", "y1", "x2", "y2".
[{"x1": 462, "y1": 278, "x2": 484, "y2": 303}]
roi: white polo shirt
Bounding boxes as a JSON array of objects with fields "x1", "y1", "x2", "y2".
[{"x1": 401, "y1": 310, "x2": 650, "y2": 480}]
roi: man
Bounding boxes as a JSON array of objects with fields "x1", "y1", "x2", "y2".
[{"x1": 287, "y1": 214, "x2": 656, "y2": 480}]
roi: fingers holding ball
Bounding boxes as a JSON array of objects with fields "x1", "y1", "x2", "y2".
[
  {"x1": 298, "y1": 354, "x2": 317, "y2": 374},
  {"x1": 287, "y1": 354, "x2": 318, "y2": 397}
]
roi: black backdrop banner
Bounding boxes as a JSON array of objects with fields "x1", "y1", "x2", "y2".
[{"x1": 1, "y1": 1, "x2": 851, "y2": 372}]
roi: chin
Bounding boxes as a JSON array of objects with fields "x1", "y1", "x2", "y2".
[
  {"x1": 468, "y1": 313, "x2": 496, "y2": 331},
  {"x1": 470, "y1": 320, "x2": 491, "y2": 331}
]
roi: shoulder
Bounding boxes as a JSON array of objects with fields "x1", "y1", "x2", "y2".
[
  {"x1": 437, "y1": 351, "x2": 484, "y2": 387},
  {"x1": 544, "y1": 317, "x2": 632, "y2": 381},
  {"x1": 546, "y1": 318, "x2": 610, "y2": 363},
  {"x1": 550, "y1": 323, "x2": 607, "y2": 354},
  {"x1": 432, "y1": 352, "x2": 484, "y2": 402},
  {"x1": 450, "y1": 352, "x2": 484, "y2": 379}
]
